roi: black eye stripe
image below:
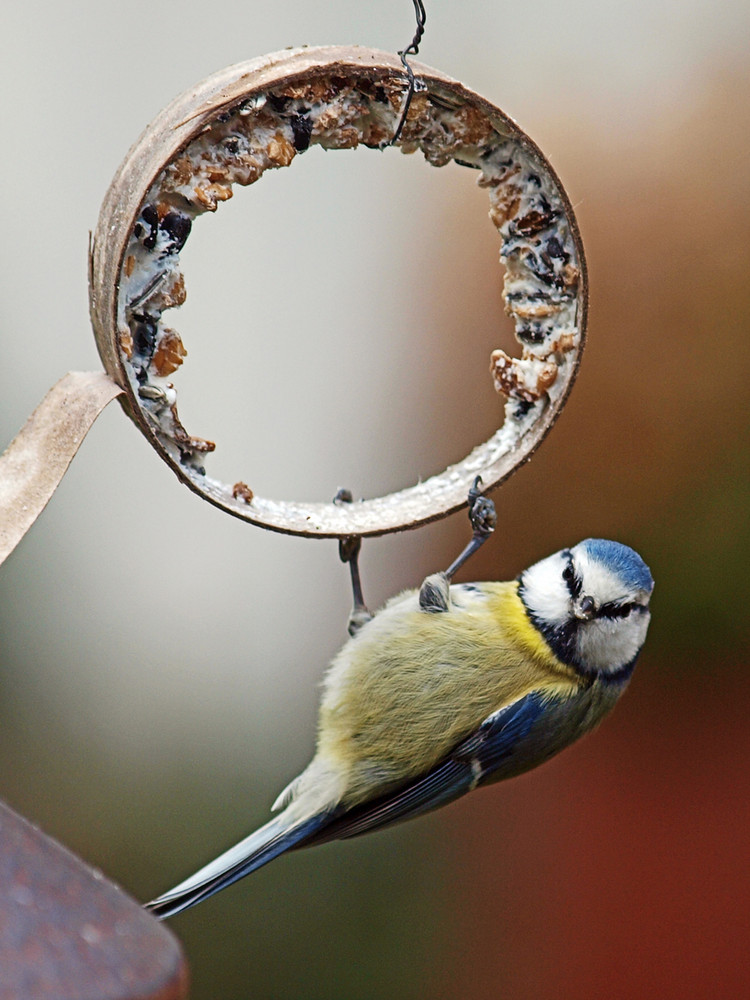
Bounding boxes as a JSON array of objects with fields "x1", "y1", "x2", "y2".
[
  {"x1": 560, "y1": 552, "x2": 647, "y2": 620},
  {"x1": 561, "y1": 550, "x2": 581, "y2": 599},
  {"x1": 596, "y1": 602, "x2": 647, "y2": 620}
]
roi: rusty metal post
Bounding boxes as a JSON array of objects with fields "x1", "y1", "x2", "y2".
[{"x1": 0, "y1": 799, "x2": 188, "y2": 1000}]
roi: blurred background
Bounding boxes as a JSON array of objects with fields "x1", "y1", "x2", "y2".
[{"x1": 1, "y1": 1, "x2": 749, "y2": 997}]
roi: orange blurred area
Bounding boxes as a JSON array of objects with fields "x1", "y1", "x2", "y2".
[{"x1": 450, "y1": 670, "x2": 750, "y2": 999}]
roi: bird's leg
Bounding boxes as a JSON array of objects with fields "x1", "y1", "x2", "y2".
[
  {"x1": 419, "y1": 478, "x2": 496, "y2": 614},
  {"x1": 418, "y1": 572, "x2": 451, "y2": 613},
  {"x1": 445, "y1": 477, "x2": 497, "y2": 581},
  {"x1": 339, "y1": 534, "x2": 372, "y2": 636},
  {"x1": 334, "y1": 489, "x2": 373, "y2": 637}
]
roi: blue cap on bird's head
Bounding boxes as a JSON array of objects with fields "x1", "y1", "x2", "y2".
[
  {"x1": 518, "y1": 537, "x2": 653, "y2": 678},
  {"x1": 579, "y1": 539, "x2": 654, "y2": 596}
]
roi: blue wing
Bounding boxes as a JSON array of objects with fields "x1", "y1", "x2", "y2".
[
  {"x1": 303, "y1": 691, "x2": 549, "y2": 846},
  {"x1": 146, "y1": 686, "x2": 608, "y2": 918}
]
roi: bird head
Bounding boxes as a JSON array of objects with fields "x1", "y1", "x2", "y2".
[{"x1": 519, "y1": 539, "x2": 654, "y2": 679}]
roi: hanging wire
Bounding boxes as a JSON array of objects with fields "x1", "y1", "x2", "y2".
[{"x1": 389, "y1": 0, "x2": 427, "y2": 145}]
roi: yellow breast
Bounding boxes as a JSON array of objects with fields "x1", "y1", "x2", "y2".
[{"x1": 316, "y1": 581, "x2": 580, "y2": 804}]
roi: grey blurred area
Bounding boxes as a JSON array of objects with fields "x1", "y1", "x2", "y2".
[{"x1": 1, "y1": 2, "x2": 749, "y2": 998}]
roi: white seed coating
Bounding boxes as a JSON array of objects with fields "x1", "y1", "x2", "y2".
[{"x1": 91, "y1": 49, "x2": 586, "y2": 536}]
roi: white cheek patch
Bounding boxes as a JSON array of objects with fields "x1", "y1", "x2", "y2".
[
  {"x1": 520, "y1": 551, "x2": 571, "y2": 627},
  {"x1": 576, "y1": 611, "x2": 651, "y2": 672}
]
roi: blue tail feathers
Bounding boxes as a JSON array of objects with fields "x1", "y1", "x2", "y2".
[{"x1": 145, "y1": 811, "x2": 330, "y2": 919}]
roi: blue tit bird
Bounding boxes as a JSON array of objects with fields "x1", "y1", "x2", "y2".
[{"x1": 145, "y1": 482, "x2": 653, "y2": 919}]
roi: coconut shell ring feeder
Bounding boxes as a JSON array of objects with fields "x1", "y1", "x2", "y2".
[{"x1": 89, "y1": 46, "x2": 587, "y2": 538}]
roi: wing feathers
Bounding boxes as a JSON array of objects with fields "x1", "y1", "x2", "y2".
[
  {"x1": 305, "y1": 692, "x2": 547, "y2": 846},
  {"x1": 146, "y1": 692, "x2": 557, "y2": 918}
]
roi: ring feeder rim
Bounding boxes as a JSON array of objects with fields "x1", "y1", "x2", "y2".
[{"x1": 89, "y1": 45, "x2": 588, "y2": 538}]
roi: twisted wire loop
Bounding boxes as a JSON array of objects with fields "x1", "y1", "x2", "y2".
[
  {"x1": 89, "y1": 46, "x2": 587, "y2": 538},
  {"x1": 390, "y1": 0, "x2": 427, "y2": 145}
]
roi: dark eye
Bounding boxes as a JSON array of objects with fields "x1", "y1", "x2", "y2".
[
  {"x1": 612, "y1": 604, "x2": 634, "y2": 619},
  {"x1": 598, "y1": 602, "x2": 640, "y2": 620},
  {"x1": 562, "y1": 565, "x2": 574, "y2": 581}
]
